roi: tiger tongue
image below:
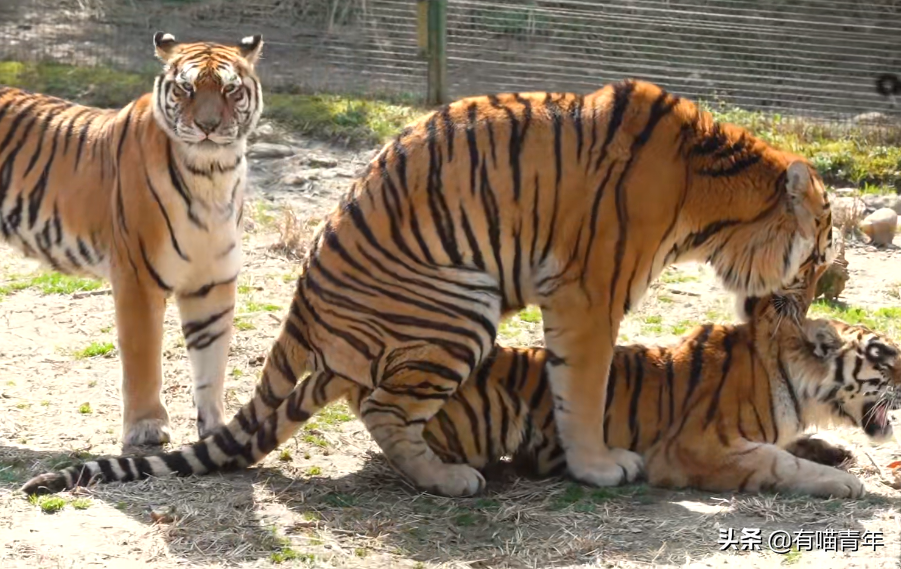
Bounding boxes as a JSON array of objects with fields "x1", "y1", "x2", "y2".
[{"x1": 876, "y1": 405, "x2": 889, "y2": 427}]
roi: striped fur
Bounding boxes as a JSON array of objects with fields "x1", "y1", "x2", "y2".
[
  {"x1": 21, "y1": 79, "x2": 835, "y2": 497},
  {"x1": 0, "y1": 33, "x2": 264, "y2": 447},
  {"x1": 23, "y1": 258, "x2": 898, "y2": 499}
]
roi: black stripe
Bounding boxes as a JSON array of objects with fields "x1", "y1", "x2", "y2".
[
  {"x1": 138, "y1": 238, "x2": 173, "y2": 292},
  {"x1": 183, "y1": 275, "x2": 237, "y2": 298},
  {"x1": 602, "y1": 360, "x2": 618, "y2": 445},
  {"x1": 683, "y1": 325, "x2": 713, "y2": 410},
  {"x1": 703, "y1": 330, "x2": 736, "y2": 429},
  {"x1": 627, "y1": 351, "x2": 645, "y2": 451},
  {"x1": 606, "y1": 91, "x2": 678, "y2": 329},
  {"x1": 144, "y1": 167, "x2": 190, "y2": 262},
  {"x1": 465, "y1": 103, "x2": 479, "y2": 195},
  {"x1": 582, "y1": 81, "x2": 634, "y2": 281}
]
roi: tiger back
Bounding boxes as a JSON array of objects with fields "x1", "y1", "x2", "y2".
[{"x1": 0, "y1": 32, "x2": 264, "y2": 448}]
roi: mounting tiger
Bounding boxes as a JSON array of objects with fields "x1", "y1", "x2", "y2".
[
  {"x1": 20, "y1": 79, "x2": 835, "y2": 497},
  {"x1": 0, "y1": 32, "x2": 264, "y2": 447}
]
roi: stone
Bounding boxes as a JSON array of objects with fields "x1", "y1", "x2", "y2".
[
  {"x1": 281, "y1": 170, "x2": 320, "y2": 185},
  {"x1": 247, "y1": 142, "x2": 294, "y2": 159},
  {"x1": 305, "y1": 155, "x2": 339, "y2": 168},
  {"x1": 863, "y1": 194, "x2": 901, "y2": 215},
  {"x1": 859, "y1": 207, "x2": 898, "y2": 246},
  {"x1": 816, "y1": 228, "x2": 848, "y2": 301},
  {"x1": 831, "y1": 196, "x2": 866, "y2": 230}
]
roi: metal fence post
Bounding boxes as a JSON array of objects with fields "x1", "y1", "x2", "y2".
[{"x1": 425, "y1": 0, "x2": 447, "y2": 106}]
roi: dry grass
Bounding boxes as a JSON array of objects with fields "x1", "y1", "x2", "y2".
[{"x1": 3, "y1": 138, "x2": 901, "y2": 567}]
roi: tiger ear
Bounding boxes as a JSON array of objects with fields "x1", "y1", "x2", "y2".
[
  {"x1": 238, "y1": 35, "x2": 264, "y2": 66},
  {"x1": 153, "y1": 32, "x2": 179, "y2": 63},
  {"x1": 806, "y1": 320, "x2": 841, "y2": 359},
  {"x1": 785, "y1": 160, "x2": 814, "y2": 238}
]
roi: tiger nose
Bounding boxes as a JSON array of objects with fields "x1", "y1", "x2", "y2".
[{"x1": 195, "y1": 116, "x2": 221, "y2": 134}]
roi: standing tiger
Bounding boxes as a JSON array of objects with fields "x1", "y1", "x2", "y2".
[
  {"x1": 0, "y1": 33, "x2": 264, "y2": 447},
  {"x1": 24, "y1": 256, "x2": 898, "y2": 499},
  {"x1": 19, "y1": 79, "x2": 834, "y2": 497}
]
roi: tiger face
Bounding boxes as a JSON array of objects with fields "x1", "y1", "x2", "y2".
[
  {"x1": 151, "y1": 32, "x2": 264, "y2": 148},
  {"x1": 809, "y1": 321, "x2": 901, "y2": 442}
]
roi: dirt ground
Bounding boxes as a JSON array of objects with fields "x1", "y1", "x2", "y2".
[{"x1": 3, "y1": 126, "x2": 901, "y2": 569}]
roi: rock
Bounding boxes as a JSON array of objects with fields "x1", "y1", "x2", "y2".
[
  {"x1": 852, "y1": 111, "x2": 892, "y2": 125},
  {"x1": 832, "y1": 187, "x2": 858, "y2": 196},
  {"x1": 247, "y1": 142, "x2": 294, "y2": 159},
  {"x1": 859, "y1": 207, "x2": 898, "y2": 246},
  {"x1": 305, "y1": 155, "x2": 339, "y2": 168},
  {"x1": 251, "y1": 122, "x2": 275, "y2": 138},
  {"x1": 816, "y1": 229, "x2": 848, "y2": 301},
  {"x1": 831, "y1": 196, "x2": 866, "y2": 230},
  {"x1": 863, "y1": 194, "x2": 901, "y2": 215},
  {"x1": 333, "y1": 167, "x2": 357, "y2": 178},
  {"x1": 281, "y1": 170, "x2": 320, "y2": 185}
]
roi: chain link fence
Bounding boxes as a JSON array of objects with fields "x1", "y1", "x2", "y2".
[{"x1": 2, "y1": 0, "x2": 901, "y2": 124}]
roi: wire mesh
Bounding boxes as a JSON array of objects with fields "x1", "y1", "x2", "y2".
[
  {"x1": 2, "y1": 0, "x2": 901, "y2": 131},
  {"x1": 446, "y1": 0, "x2": 901, "y2": 125},
  {"x1": 0, "y1": 0, "x2": 427, "y2": 99}
]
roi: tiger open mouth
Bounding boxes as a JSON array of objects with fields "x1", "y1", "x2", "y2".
[{"x1": 863, "y1": 400, "x2": 893, "y2": 439}]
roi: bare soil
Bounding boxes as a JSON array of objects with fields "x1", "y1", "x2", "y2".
[{"x1": 2, "y1": 127, "x2": 901, "y2": 568}]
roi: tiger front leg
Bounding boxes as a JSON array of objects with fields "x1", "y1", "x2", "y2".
[
  {"x1": 651, "y1": 439, "x2": 865, "y2": 499},
  {"x1": 175, "y1": 280, "x2": 237, "y2": 439},
  {"x1": 359, "y1": 364, "x2": 486, "y2": 497},
  {"x1": 111, "y1": 267, "x2": 171, "y2": 448},
  {"x1": 540, "y1": 301, "x2": 643, "y2": 487}
]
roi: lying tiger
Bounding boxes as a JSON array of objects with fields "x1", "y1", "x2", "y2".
[{"x1": 21, "y1": 262, "x2": 900, "y2": 498}]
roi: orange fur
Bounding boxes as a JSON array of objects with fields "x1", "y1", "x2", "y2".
[
  {"x1": 0, "y1": 32, "x2": 264, "y2": 447},
  {"x1": 20, "y1": 79, "x2": 835, "y2": 497},
  {"x1": 24, "y1": 261, "x2": 900, "y2": 500}
]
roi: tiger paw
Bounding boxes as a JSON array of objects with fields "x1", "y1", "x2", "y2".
[
  {"x1": 566, "y1": 447, "x2": 644, "y2": 487},
  {"x1": 414, "y1": 463, "x2": 486, "y2": 497},
  {"x1": 799, "y1": 470, "x2": 865, "y2": 499},
  {"x1": 123, "y1": 418, "x2": 172, "y2": 448},
  {"x1": 195, "y1": 408, "x2": 225, "y2": 440}
]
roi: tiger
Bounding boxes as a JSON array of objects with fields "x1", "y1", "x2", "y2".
[
  {"x1": 22, "y1": 256, "x2": 898, "y2": 500},
  {"x1": 0, "y1": 32, "x2": 264, "y2": 448},
  {"x1": 18, "y1": 79, "x2": 835, "y2": 497}
]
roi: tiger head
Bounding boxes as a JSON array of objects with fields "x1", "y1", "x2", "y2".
[
  {"x1": 803, "y1": 320, "x2": 901, "y2": 442},
  {"x1": 736, "y1": 228, "x2": 835, "y2": 324},
  {"x1": 151, "y1": 32, "x2": 264, "y2": 149},
  {"x1": 707, "y1": 158, "x2": 834, "y2": 319}
]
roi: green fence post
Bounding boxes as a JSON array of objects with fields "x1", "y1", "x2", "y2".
[{"x1": 426, "y1": 0, "x2": 447, "y2": 106}]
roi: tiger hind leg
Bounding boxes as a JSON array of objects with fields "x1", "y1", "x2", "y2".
[
  {"x1": 176, "y1": 279, "x2": 237, "y2": 438},
  {"x1": 539, "y1": 299, "x2": 643, "y2": 486},
  {"x1": 359, "y1": 355, "x2": 487, "y2": 497},
  {"x1": 111, "y1": 269, "x2": 171, "y2": 447}
]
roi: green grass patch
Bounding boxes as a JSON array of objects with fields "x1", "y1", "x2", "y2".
[
  {"x1": 1, "y1": 60, "x2": 424, "y2": 148},
  {"x1": 71, "y1": 498, "x2": 92, "y2": 510},
  {"x1": 322, "y1": 492, "x2": 355, "y2": 508},
  {"x1": 278, "y1": 448, "x2": 292, "y2": 462},
  {"x1": 266, "y1": 92, "x2": 422, "y2": 147},
  {"x1": 706, "y1": 103, "x2": 901, "y2": 191},
  {"x1": 233, "y1": 317, "x2": 255, "y2": 331},
  {"x1": 270, "y1": 547, "x2": 312, "y2": 564},
  {"x1": 28, "y1": 495, "x2": 67, "y2": 514},
  {"x1": 306, "y1": 465, "x2": 323, "y2": 476},
  {"x1": 243, "y1": 301, "x2": 281, "y2": 313},
  {"x1": 73, "y1": 341, "x2": 115, "y2": 359},
  {"x1": 809, "y1": 301, "x2": 901, "y2": 340},
  {"x1": 307, "y1": 402, "x2": 354, "y2": 429},
  {"x1": 78, "y1": 402, "x2": 92, "y2": 414},
  {"x1": 0, "y1": 273, "x2": 102, "y2": 297},
  {"x1": 670, "y1": 320, "x2": 695, "y2": 336}
]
